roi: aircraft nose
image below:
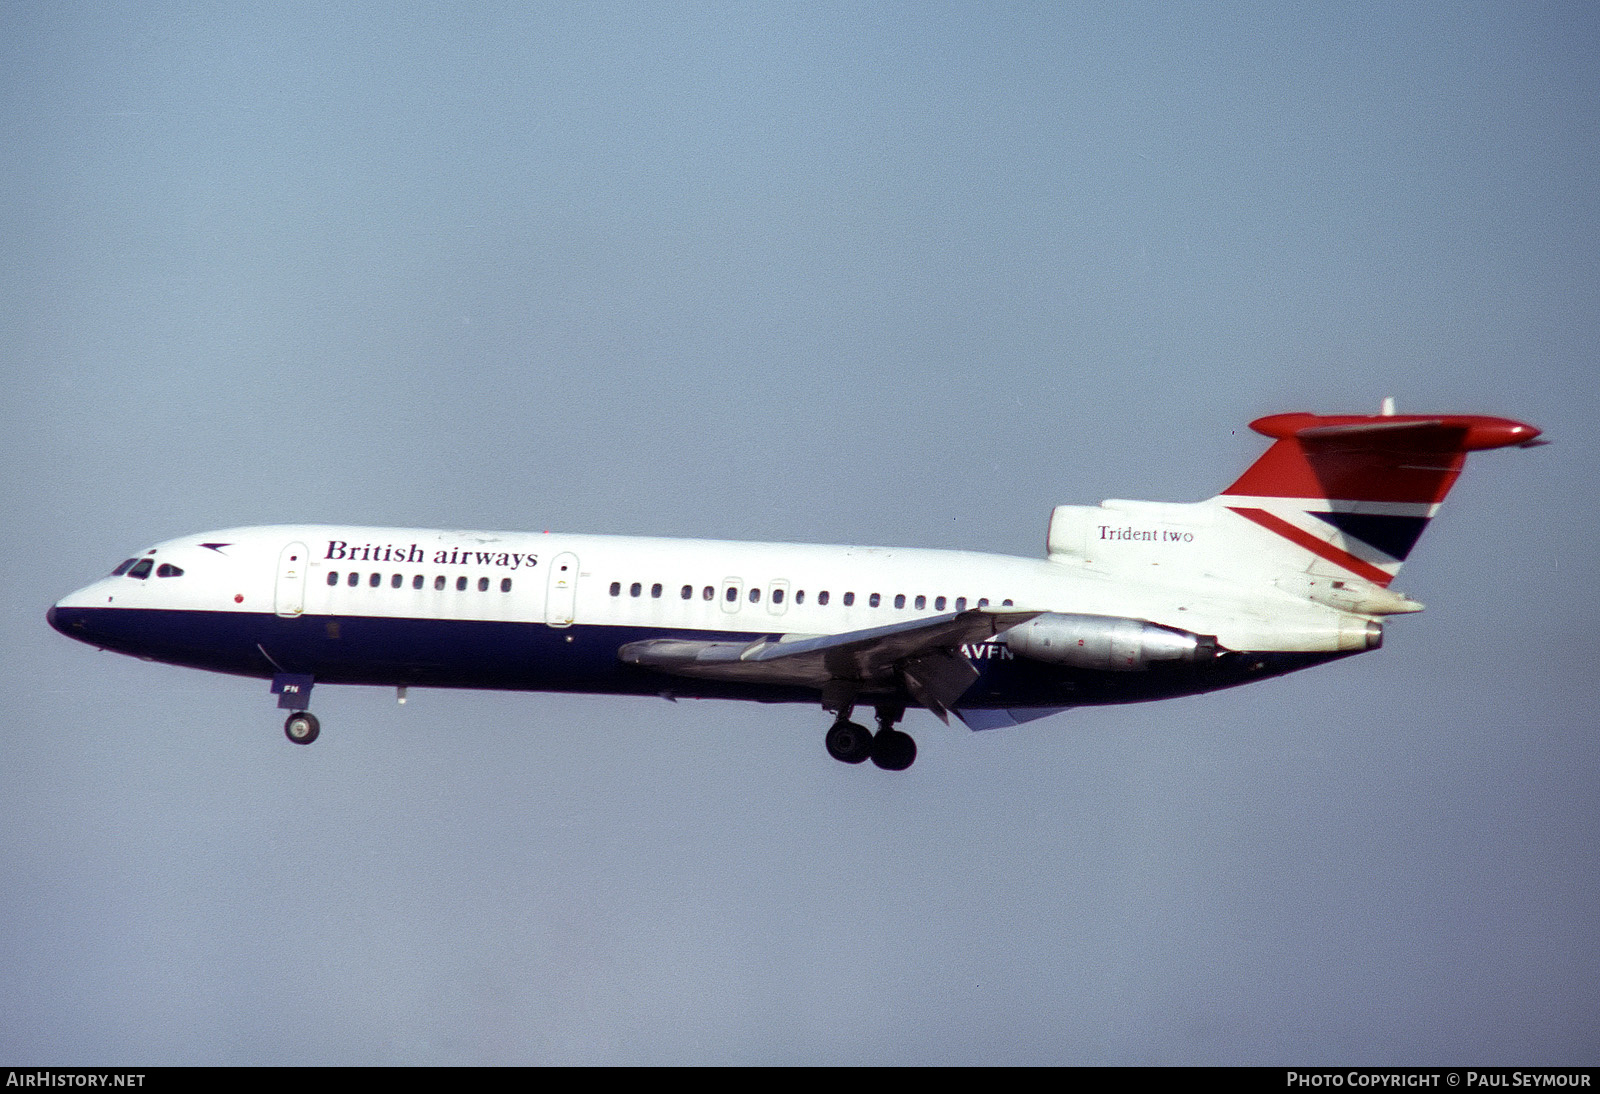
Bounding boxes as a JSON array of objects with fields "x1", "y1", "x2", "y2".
[
  {"x1": 47, "y1": 602, "x2": 88, "y2": 639},
  {"x1": 47, "y1": 599, "x2": 103, "y2": 645}
]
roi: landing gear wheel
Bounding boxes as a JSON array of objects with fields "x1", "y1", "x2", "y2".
[
  {"x1": 284, "y1": 711, "x2": 320, "y2": 745},
  {"x1": 870, "y1": 728, "x2": 916, "y2": 771},
  {"x1": 825, "y1": 720, "x2": 874, "y2": 764}
]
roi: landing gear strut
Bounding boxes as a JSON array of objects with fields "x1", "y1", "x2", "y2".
[{"x1": 284, "y1": 710, "x2": 320, "y2": 745}]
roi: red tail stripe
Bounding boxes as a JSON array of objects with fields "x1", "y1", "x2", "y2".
[
  {"x1": 1225, "y1": 413, "x2": 1539, "y2": 502},
  {"x1": 1225, "y1": 439, "x2": 1466, "y2": 502},
  {"x1": 1227, "y1": 507, "x2": 1395, "y2": 587}
]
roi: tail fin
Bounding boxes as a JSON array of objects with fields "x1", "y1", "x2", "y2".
[
  {"x1": 1046, "y1": 407, "x2": 1541, "y2": 615},
  {"x1": 1218, "y1": 410, "x2": 1542, "y2": 589}
]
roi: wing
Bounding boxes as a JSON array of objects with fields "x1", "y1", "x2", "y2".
[{"x1": 618, "y1": 608, "x2": 1039, "y2": 721}]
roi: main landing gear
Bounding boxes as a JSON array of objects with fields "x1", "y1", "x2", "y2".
[
  {"x1": 824, "y1": 703, "x2": 917, "y2": 771},
  {"x1": 824, "y1": 718, "x2": 874, "y2": 763}
]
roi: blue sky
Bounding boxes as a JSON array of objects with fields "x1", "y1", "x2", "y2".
[{"x1": 3, "y1": 2, "x2": 1597, "y2": 1063}]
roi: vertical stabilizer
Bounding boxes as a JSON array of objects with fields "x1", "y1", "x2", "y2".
[
  {"x1": 1217, "y1": 411, "x2": 1540, "y2": 589},
  {"x1": 1045, "y1": 410, "x2": 1541, "y2": 616}
]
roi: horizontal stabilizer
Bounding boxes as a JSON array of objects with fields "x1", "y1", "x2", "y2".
[{"x1": 1248, "y1": 412, "x2": 1540, "y2": 451}]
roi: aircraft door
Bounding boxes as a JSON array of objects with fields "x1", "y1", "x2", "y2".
[
  {"x1": 546, "y1": 552, "x2": 578, "y2": 627},
  {"x1": 275, "y1": 541, "x2": 308, "y2": 618}
]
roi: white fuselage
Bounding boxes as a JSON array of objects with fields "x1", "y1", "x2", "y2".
[{"x1": 56, "y1": 523, "x2": 1368, "y2": 653}]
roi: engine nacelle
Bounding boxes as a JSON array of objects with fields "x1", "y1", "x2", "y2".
[{"x1": 1001, "y1": 613, "x2": 1218, "y2": 672}]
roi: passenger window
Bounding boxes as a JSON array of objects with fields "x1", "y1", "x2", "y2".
[
  {"x1": 413, "y1": 575, "x2": 424, "y2": 590},
  {"x1": 478, "y1": 577, "x2": 489, "y2": 592},
  {"x1": 369, "y1": 573, "x2": 381, "y2": 588},
  {"x1": 794, "y1": 590, "x2": 804, "y2": 604},
  {"x1": 111, "y1": 559, "x2": 138, "y2": 576},
  {"x1": 456, "y1": 576, "x2": 468, "y2": 591},
  {"x1": 630, "y1": 582, "x2": 641, "y2": 597},
  {"x1": 869, "y1": 593, "x2": 880, "y2": 608},
  {"x1": 772, "y1": 588, "x2": 785, "y2": 604},
  {"x1": 348, "y1": 572, "x2": 360, "y2": 587},
  {"x1": 703, "y1": 586, "x2": 714, "y2": 601},
  {"x1": 725, "y1": 586, "x2": 738, "y2": 603},
  {"x1": 434, "y1": 576, "x2": 446, "y2": 591},
  {"x1": 128, "y1": 559, "x2": 153, "y2": 579},
  {"x1": 915, "y1": 595, "x2": 926, "y2": 610},
  {"x1": 610, "y1": 582, "x2": 621, "y2": 596},
  {"x1": 651, "y1": 583, "x2": 662, "y2": 598},
  {"x1": 749, "y1": 588, "x2": 760, "y2": 603},
  {"x1": 818, "y1": 591, "x2": 829, "y2": 606},
  {"x1": 843, "y1": 592, "x2": 854, "y2": 606},
  {"x1": 501, "y1": 578, "x2": 512, "y2": 593},
  {"x1": 935, "y1": 596, "x2": 946, "y2": 611},
  {"x1": 956, "y1": 597, "x2": 967, "y2": 611},
  {"x1": 681, "y1": 585, "x2": 692, "y2": 600},
  {"x1": 894, "y1": 594, "x2": 905, "y2": 609},
  {"x1": 391, "y1": 574, "x2": 403, "y2": 588},
  {"x1": 1002, "y1": 599, "x2": 1014, "y2": 607},
  {"x1": 157, "y1": 564, "x2": 184, "y2": 578},
  {"x1": 977, "y1": 598, "x2": 989, "y2": 608},
  {"x1": 327, "y1": 572, "x2": 340, "y2": 586}
]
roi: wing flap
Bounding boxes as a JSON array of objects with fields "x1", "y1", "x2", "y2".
[{"x1": 901, "y1": 648, "x2": 981, "y2": 724}]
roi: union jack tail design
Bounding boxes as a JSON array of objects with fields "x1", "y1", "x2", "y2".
[{"x1": 1218, "y1": 408, "x2": 1542, "y2": 589}]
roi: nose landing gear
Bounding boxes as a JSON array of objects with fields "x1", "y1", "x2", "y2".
[
  {"x1": 272, "y1": 673, "x2": 320, "y2": 746},
  {"x1": 284, "y1": 710, "x2": 320, "y2": 745}
]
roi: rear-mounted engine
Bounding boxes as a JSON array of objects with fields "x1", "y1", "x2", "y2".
[{"x1": 1001, "y1": 613, "x2": 1219, "y2": 672}]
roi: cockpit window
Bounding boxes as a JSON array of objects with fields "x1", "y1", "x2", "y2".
[
  {"x1": 111, "y1": 559, "x2": 138, "y2": 576},
  {"x1": 127, "y1": 559, "x2": 154, "y2": 579},
  {"x1": 156, "y1": 563, "x2": 184, "y2": 578}
]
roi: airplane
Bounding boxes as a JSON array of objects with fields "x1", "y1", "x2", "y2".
[{"x1": 47, "y1": 406, "x2": 1542, "y2": 770}]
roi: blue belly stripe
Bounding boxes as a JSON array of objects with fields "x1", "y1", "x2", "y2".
[{"x1": 47, "y1": 606, "x2": 1347, "y2": 710}]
